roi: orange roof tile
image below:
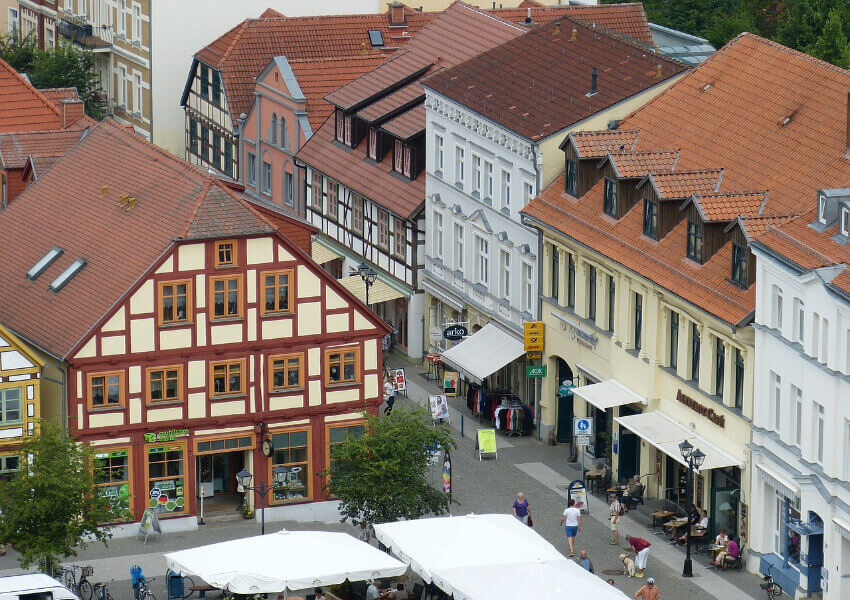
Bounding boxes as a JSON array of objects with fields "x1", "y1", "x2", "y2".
[
  {"x1": 380, "y1": 103, "x2": 426, "y2": 140},
  {"x1": 40, "y1": 87, "x2": 79, "y2": 109},
  {"x1": 356, "y1": 81, "x2": 424, "y2": 123},
  {"x1": 736, "y1": 214, "x2": 799, "y2": 241},
  {"x1": 523, "y1": 33, "x2": 850, "y2": 325},
  {"x1": 643, "y1": 169, "x2": 722, "y2": 200},
  {"x1": 568, "y1": 129, "x2": 640, "y2": 159},
  {"x1": 688, "y1": 191, "x2": 767, "y2": 222},
  {"x1": 0, "y1": 129, "x2": 86, "y2": 169},
  {"x1": 604, "y1": 150, "x2": 679, "y2": 179},
  {"x1": 0, "y1": 59, "x2": 63, "y2": 133}
]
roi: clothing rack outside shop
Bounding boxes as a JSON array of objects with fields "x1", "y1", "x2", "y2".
[{"x1": 465, "y1": 384, "x2": 534, "y2": 436}]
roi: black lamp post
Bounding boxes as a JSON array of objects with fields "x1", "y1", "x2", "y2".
[
  {"x1": 678, "y1": 440, "x2": 706, "y2": 578},
  {"x1": 358, "y1": 262, "x2": 377, "y2": 306},
  {"x1": 236, "y1": 466, "x2": 286, "y2": 535}
]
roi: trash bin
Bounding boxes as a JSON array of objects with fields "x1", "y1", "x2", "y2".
[{"x1": 166, "y1": 570, "x2": 184, "y2": 600}]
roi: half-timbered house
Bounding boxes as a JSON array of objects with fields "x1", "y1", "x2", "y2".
[{"x1": 0, "y1": 119, "x2": 388, "y2": 533}]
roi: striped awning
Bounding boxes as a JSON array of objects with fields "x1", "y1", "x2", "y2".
[
  {"x1": 338, "y1": 275, "x2": 405, "y2": 305},
  {"x1": 756, "y1": 462, "x2": 799, "y2": 500},
  {"x1": 311, "y1": 240, "x2": 341, "y2": 264}
]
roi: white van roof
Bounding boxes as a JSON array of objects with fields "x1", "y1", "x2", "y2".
[{"x1": 0, "y1": 574, "x2": 67, "y2": 594}]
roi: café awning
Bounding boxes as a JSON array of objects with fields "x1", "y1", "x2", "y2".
[
  {"x1": 338, "y1": 275, "x2": 406, "y2": 304},
  {"x1": 311, "y1": 239, "x2": 340, "y2": 264},
  {"x1": 440, "y1": 323, "x2": 524, "y2": 385},
  {"x1": 572, "y1": 379, "x2": 648, "y2": 410},
  {"x1": 615, "y1": 411, "x2": 743, "y2": 471}
]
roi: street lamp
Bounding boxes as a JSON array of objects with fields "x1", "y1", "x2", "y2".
[
  {"x1": 236, "y1": 466, "x2": 287, "y2": 535},
  {"x1": 358, "y1": 262, "x2": 377, "y2": 306},
  {"x1": 678, "y1": 440, "x2": 706, "y2": 578}
]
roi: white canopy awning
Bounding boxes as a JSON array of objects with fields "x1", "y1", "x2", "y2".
[
  {"x1": 338, "y1": 275, "x2": 406, "y2": 304},
  {"x1": 572, "y1": 379, "x2": 648, "y2": 410},
  {"x1": 615, "y1": 411, "x2": 744, "y2": 471},
  {"x1": 163, "y1": 530, "x2": 406, "y2": 594},
  {"x1": 440, "y1": 323, "x2": 524, "y2": 385},
  {"x1": 756, "y1": 461, "x2": 800, "y2": 499},
  {"x1": 374, "y1": 514, "x2": 628, "y2": 600}
]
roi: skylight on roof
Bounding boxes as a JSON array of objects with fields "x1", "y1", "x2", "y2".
[
  {"x1": 49, "y1": 258, "x2": 87, "y2": 293},
  {"x1": 27, "y1": 246, "x2": 64, "y2": 281},
  {"x1": 368, "y1": 30, "x2": 384, "y2": 47}
]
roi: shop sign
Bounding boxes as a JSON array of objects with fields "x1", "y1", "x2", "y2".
[
  {"x1": 144, "y1": 428, "x2": 189, "y2": 443},
  {"x1": 567, "y1": 480, "x2": 588, "y2": 513},
  {"x1": 388, "y1": 368, "x2": 407, "y2": 392},
  {"x1": 676, "y1": 389, "x2": 725, "y2": 428},
  {"x1": 443, "y1": 324, "x2": 468, "y2": 341},
  {"x1": 523, "y1": 322, "x2": 545, "y2": 352},
  {"x1": 526, "y1": 351, "x2": 542, "y2": 360},
  {"x1": 558, "y1": 381, "x2": 575, "y2": 396},
  {"x1": 443, "y1": 371, "x2": 458, "y2": 397},
  {"x1": 526, "y1": 365, "x2": 547, "y2": 378}
]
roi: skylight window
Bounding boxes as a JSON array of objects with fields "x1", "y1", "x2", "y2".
[
  {"x1": 368, "y1": 30, "x2": 384, "y2": 47},
  {"x1": 27, "y1": 246, "x2": 64, "y2": 280},
  {"x1": 49, "y1": 258, "x2": 87, "y2": 292}
]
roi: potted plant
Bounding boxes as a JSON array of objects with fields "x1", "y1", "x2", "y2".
[{"x1": 242, "y1": 505, "x2": 254, "y2": 519}]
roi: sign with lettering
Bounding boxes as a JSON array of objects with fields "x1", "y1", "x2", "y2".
[
  {"x1": 144, "y1": 429, "x2": 189, "y2": 443},
  {"x1": 443, "y1": 325, "x2": 468, "y2": 341},
  {"x1": 523, "y1": 322, "x2": 545, "y2": 352},
  {"x1": 526, "y1": 365, "x2": 547, "y2": 378},
  {"x1": 676, "y1": 389, "x2": 725, "y2": 428}
]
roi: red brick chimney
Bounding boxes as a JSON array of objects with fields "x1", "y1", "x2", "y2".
[
  {"x1": 388, "y1": 1, "x2": 407, "y2": 27},
  {"x1": 61, "y1": 99, "x2": 85, "y2": 128}
]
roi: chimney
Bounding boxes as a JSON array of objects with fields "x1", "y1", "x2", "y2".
[
  {"x1": 388, "y1": 2, "x2": 406, "y2": 26},
  {"x1": 60, "y1": 99, "x2": 85, "y2": 128},
  {"x1": 524, "y1": 7, "x2": 532, "y2": 24},
  {"x1": 589, "y1": 67, "x2": 597, "y2": 96}
]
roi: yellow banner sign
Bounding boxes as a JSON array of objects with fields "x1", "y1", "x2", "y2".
[
  {"x1": 477, "y1": 429, "x2": 497, "y2": 459},
  {"x1": 524, "y1": 321, "x2": 545, "y2": 352}
]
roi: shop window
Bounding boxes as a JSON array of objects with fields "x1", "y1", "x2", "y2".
[
  {"x1": 327, "y1": 423, "x2": 365, "y2": 472},
  {"x1": 0, "y1": 387, "x2": 22, "y2": 425},
  {"x1": 88, "y1": 372, "x2": 125, "y2": 409},
  {"x1": 210, "y1": 275, "x2": 243, "y2": 320},
  {"x1": 195, "y1": 435, "x2": 253, "y2": 454},
  {"x1": 158, "y1": 280, "x2": 191, "y2": 325},
  {"x1": 0, "y1": 454, "x2": 20, "y2": 482},
  {"x1": 325, "y1": 347, "x2": 360, "y2": 386},
  {"x1": 147, "y1": 366, "x2": 183, "y2": 404},
  {"x1": 261, "y1": 270, "x2": 293, "y2": 315},
  {"x1": 93, "y1": 449, "x2": 131, "y2": 517},
  {"x1": 269, "y1": 353, "x2": 303, "y2": 391},
  {"x1": 214, "y1": 240, "x2": 236, "y2": 268},
  {"x1": 210, "y1": 360, "x2": 245, "y2": 397},
  {"x1": 146, "y1": 444, "x2": 186, "y2": 515},
  {"x1": 270, "y1": 429, "x2": 310, "y2": 503}
]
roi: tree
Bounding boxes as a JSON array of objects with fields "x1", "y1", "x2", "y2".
[
  {"x1": 322, "y1": 408, "x2": 456, "y2": 525},
  {"x1": 0, "y1": 421, "x2": 123, "y2": 572},
  {"x1": 809, "y1": 8, "x2": 850, "y2": 66},
  {"x1": 0, "y1": 33, "x2": 106, "y2": 119}
]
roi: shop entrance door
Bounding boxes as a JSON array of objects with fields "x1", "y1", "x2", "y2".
[
  {"x1": 197, "y1": 451, "x2": 245, "y2": 513},
  {"x1": 555, "y1": 358, "x2": 573, "y2": 443},
  {"x1": 617, "y1": 406, "x2": 641, "y2": 481}
]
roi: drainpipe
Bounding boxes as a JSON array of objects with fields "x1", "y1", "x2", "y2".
[{"x1": 529, "y1": 141, "x2": 543, "y2": 440}]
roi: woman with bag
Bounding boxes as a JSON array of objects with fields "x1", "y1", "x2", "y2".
[{"x1": 512, "y1": 492, "x2": 532, "y2": 526}]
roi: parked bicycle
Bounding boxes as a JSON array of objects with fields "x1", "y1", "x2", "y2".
[
  {"x1": 760, "y1": 569, "x2": 783, "y2": 599},
  {"x1": 92, "y1": 579, "x2": 117, "y2": 600},
  {"x1": 138, "y1": 576, "x2": 157, "y2": 600},
  {"x1": 56, "y1": 564, "x2": 94, "y2": 600}
]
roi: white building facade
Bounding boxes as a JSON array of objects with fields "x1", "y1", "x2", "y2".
[{"x1": 748, "y1": 196, "x2": 850, "y2": 599}]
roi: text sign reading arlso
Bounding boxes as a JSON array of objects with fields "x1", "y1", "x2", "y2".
[{"x1": 443, "y1": 325, "x2": 468, "y2": 341}]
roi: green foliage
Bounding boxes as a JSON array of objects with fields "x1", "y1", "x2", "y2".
[
  {"x1": 0, "y1": 33, "x2": 106, "y2": 119},
  {"x1": 322, "y1": 408, "x2": 456, "y2": 525},
  {"x1": 0, "y1": 421, "x2": 122, "y2": 572},
  {"x1": 603, "y1": 0, "x2": 850, "y2": 67}
]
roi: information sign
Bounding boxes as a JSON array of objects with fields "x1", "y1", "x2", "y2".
[
  {"x1": 523, "y1": 322, "x2": 545, "y2": 352},
  {"x1": 573, "y1": 416, "x2": 595, "y2": 436},
  {"x1": 575, "y1": 435, "x2": 591, "y2": 446},
  {"x1": 477, "y1": 429, "x2": 497, "y2": 460}
]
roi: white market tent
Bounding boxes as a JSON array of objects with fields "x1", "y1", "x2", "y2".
[
  {"x1": 163, "y1": 530, "x2": 407, "y2": 594},
  {"x1": 373, "y1": 514, "x2": 630, "y2": 600}
]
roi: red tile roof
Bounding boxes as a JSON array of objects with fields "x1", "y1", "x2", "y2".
[
  {"x1": 381, "y1": 103, "x2": 426, "y2": 140},
  {"x1": 642, "y1": 169, "x2": 722, "y2": 200},
  {"x1": 192, "y1": 7, "x2": 436, "y2": 124},
  {"x1": 604, "y1": 150, "x2": 679, "y2": 179},
  {"x1": 568, "y1": 129, "x2": 640, "y2": 159},
  {"x1": 40, "y1": 87, "x2": 79, "y2": 109},
  {"x1": 423, "y1": 17, "x2": 686, "y2": 140},
  {"x1": 287, "y1": 55, "x2": 387, "y2": 130},
  {"x1": 523, "y1": 33, "x2": 850, "y2": 325},
  {"x1": 688, "y1": 191, "x2": 768, "y2": 222},
  {"x1": 0, "y1": 129, "x2": 86, "y2": 169},
  {"x1": 0, "y1": 119, "x2": 286, "y2": 358},
  {"x1": 356, "y1": 81, "x2": 424, "y2": 123},
  {"x1": 0, "y1": 59, "x2": 64, "y2": 133},
  {"x1": 488, "y1": 2, "x2": 653, "y2": 44}
]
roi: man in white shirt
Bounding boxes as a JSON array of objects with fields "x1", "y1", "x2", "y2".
[
  {"x1": 608, "y1": 493, "x2": 623, "y2": 545},
  {"x1": 558, "y1": 497, "x2": 582, "y2": 556},
  {"x1": 383, "y1": 377, "x2": 395, "y2": 415}
]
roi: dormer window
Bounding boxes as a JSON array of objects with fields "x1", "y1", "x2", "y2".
[
  {"x1": 731, "y1": 243, "x2": 749, "y2": 287},
  {"x1": 818, "y1": 195, "x2": 827, "y2": 224},
  {"x1": 603, "y1": 177, "x2": 617, "y2": 217},
  {"x1": 368, "y1": 128, "x2": 378, "y2": 160},
  {"x1": 686, "y1": 220, "x2": 703, "y2": 263},
  {"x1": 842, "y1": 206, "x2": 850, "y2": 236},
  {"x1": 642, "y1": 197, "x2": 658, "y2": 239},
  {"x1": 565, "y1": 158, "x2": 577, "y2": 196},
  {"x1": 335, "y1": 109, "x2": 353, "y2": 146},
  {"x1": 394, "y1": 139, "x2": 403, "y2": 173}
]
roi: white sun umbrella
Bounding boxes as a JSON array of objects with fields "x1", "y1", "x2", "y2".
[{"x1": 164, "y1": 530, "x2": 407, "y2": 594}]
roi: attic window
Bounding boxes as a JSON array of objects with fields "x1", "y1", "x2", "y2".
[
  {"x1": 27, "y1": 246, "x2": 64, "y2": 280},
  {"x1": 818, "y1": 195, "x2": 827, "y2": 224},
  {"x1": 368, "y1": 30, "x2": 384, "y2": 47},
  {"x1": 842, "y1": 207, "x2": 850, "y2": 236},
  {"x1": 49, "y1": 258, "x2": 87, "y2": 292}
]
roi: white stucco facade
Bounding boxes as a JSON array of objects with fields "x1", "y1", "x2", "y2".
[{"x1": 748, "y1": 241, "x2": 850, "y2": 599}]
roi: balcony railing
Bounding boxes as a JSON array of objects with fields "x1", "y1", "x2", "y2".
[{"x1": 57, "y1": 16, "x2": 112, "y2": 49}]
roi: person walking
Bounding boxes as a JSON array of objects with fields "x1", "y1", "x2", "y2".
[
  {"x1": 512, "y1": 492, "x2": 530, "y2": 525},
  {"x1": 559, "y1": 497, "x2": 582, "y2": 556},
  {"x1": 578, "y1": 550, "x2": 594, "y2": 573},
  {"x1": 358, "y1": 521, "x2": 372, "y2": 544},
  {"x1": 634, "y1": 578, "x2": 660, "y2": 600},
  {"x1": 625, "y1": 535, "x2": 652, "y2": 578},
  {"x1": 383, "y1": 376, "x2": 395, "y2": 415},
  {"x1": 608, "y1": 493, "x2": 623, "y2": 545}
]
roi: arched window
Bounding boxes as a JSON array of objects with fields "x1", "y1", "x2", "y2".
[
  {"x1": 281, "y1": 118, "x2": 288, "y2": 150},
  {"x1": 270, "y1": 113, "x2": 278, "y2": 145}
]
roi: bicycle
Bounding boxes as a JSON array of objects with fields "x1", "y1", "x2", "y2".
[
  {"x1": 92, "y1": 580, "x2": 116, "y2": 600},
  {"x1": 138, "y1": 576, "x2": 157, "y2": 600},
  {"x1": 58, "y1": 564, "x2": 94, "y2": 600},
  {"x1": 760, "y1": 571, "x2": 783, "y2": 599}
]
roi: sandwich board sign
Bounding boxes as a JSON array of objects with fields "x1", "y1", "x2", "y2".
[
  {"x1": 477, "y1": 429, "x2": 497, "y2": 461},
  {"x1": 138, "y1": 507, "x2": 162, "y2": 544}
]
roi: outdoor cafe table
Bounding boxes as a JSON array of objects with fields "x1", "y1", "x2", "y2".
[{"x1": 651, "y1": 510, "x2": 675, "y2": 531}]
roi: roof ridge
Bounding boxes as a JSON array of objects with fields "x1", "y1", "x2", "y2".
[
  {"x1": 552, "y1": 12, "x2": 674, "y2": 63},
  {"x1": 696, "y1": 190, "x2": 768, "y2": 197},
  {"x1": 180, "y1": 179, "x2": 215, "y2": 238},
  {"x1": 762, "y1": 222, "x2": 838, "y2": 266},
  {"x1": 729, "y1": 32, "x2": 850, "y2": 79},
  {"x1": 219, "y1": 19, "x2": 252, "y2": 65}
]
